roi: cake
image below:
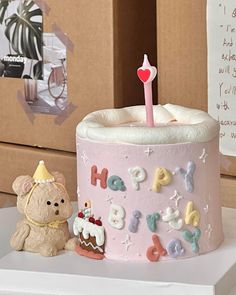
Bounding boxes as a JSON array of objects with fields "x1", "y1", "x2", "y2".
[
  {"x1": 73, "y1": 209, "x2": 105, "y2": 260},
  {"x1": 73, "y1": 104, "x2": 224, "y2": 262}
]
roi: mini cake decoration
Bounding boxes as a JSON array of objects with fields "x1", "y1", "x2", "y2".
[
  {"x1": 75, "y1": 55, "x2": 223, "y2": 262},
  {"x1": 73, "y1": 205, "x2": 106, "y2": 260}
]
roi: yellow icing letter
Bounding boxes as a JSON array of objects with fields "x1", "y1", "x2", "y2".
[
  {"x1": 185, "y1": 201, "x2": 200, "y2": 227},
  {"x1": 152, "y1": 168, "x2": 172, "y2": 193}
]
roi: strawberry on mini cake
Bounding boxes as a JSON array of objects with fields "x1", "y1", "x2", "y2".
[{"x1": 73, "y1": 206, "x2": 105, "y2": 260}]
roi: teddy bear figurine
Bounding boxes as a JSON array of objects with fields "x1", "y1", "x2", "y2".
[{"x1": 10, "y1": 160, "x2": 77, "y2": 256}]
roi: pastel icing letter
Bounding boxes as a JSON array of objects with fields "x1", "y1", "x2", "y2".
[
  {"x1": 185, "y1": 201, "x2": 200, "y2": 227},
  {"x1": 166, "y1": 239, "x2": 185, "y2": 258},
  {"x1": 91, "y1": 165, "x2": 108, "y2": 189},
  {"x1": 146, "y1": 235, "x2": 167, "y2": 262},
  {"x1": 175, "y1": 161, "x2": 196, "y2": 193},
  {"x1": 162, "y1": 207, "x2": 183, "y2": 230},
  {"x1": 108, "y1": 204, "x2": 125, "y2": 230},
  {"x1": 128, "y1": 210, "x2": 142, "y2": 233},
  {"x1": 146, "y1": 212, "x2": 160, "y2": 232},
  {"x1": 152, "y1": 167, "x2": 172, "y2": 193},
  {"x1": 183, "y1": 228, "x2": 201, "y2": 253},
  {"x1": 107, "y1": 175, "x2": 126, "y2": 191},
  {"x1": 128, "y1": 167, "x2": 147, "y2": 190}
]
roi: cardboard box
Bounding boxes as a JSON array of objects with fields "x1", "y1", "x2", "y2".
[
  {"x1": 156, "y1": 0, "x2": 236, "y2": 177},
  {"x1": 157, "y1": 0, "x2": 207, "y2": 110},
  {"x1": 0, "y1": 192, "x2": 16, "y2": 208},
  {"x1": 0, "y1": 143, "x2": 77, "y2": 200},
  {"x1": 0, "y1": 0, "x2": 157, "y2": 153},
  {"x1": 221, "y1": 176, "x2": 236, "y2": 208}
]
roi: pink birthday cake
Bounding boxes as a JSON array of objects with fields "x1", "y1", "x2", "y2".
[{"x1": 74, "y1": 103, "x2": 224, "y2": 262}]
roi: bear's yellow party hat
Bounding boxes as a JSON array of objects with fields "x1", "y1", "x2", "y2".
[{"x1": 33, "y1": 160, "x2": 55, "y2": 183}]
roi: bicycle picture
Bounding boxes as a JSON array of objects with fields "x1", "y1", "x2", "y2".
[
  {"x1": 48, "y1": 58, "x2": 67, "y2": 99},
  {"x1": 24, "y1": 33, "x2": 68, "y2": 115}
]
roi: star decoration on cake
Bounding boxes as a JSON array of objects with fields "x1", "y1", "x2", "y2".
[
  {"x1": 106, "y1": 195, "x2": 113, "y2": 204},
  {"x1": 203, "y1": 204, "x2": 209, "y2": 214},
  {"x1": 169, "y1": 190, "x2": 183, "y2": 207},
  {"x1": 199, "y1": 148, "x2": 208, "y2": 163},
  {"x1": 121, "y1": 234, "x2": 133, "y2": 251},
  {"x1": 203, "y1": 194, "x2": 211, "y2": 215},
  {"x1": 80, "y1": 151, "x2": 88, "y2": 164},
  {"x1": 205, "y1": 224, "x2": 213, "y2": 239},
  {"x1": 144, "y1": 147, "x2": 154, "y2": 157}
]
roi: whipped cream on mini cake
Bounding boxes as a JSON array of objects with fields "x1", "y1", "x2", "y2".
[{"x1": 77, "y1": 104, "x2": 219, "y2": 145}]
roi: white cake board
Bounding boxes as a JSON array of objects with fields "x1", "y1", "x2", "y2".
[{"x1": 0, "y1": 204, "x2": 236, "y2": 295}]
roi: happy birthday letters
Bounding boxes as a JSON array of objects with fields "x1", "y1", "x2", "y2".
[{"x1": 91, "y1": 162, "x2": 195, "y2": 193}]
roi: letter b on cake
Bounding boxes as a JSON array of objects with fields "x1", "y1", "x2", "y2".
[{"x1": 108, "y1": 204, "x2": 125, "y2": 230}]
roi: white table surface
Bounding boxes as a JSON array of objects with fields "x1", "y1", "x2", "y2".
[{"x1": 1, "y1": 204, "x2": 236, "y2": 295}]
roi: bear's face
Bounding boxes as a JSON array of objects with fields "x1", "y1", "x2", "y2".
[
  {"x1": 12, "y1": 170, "x2": 73, "y2": 224},
  {"x1": 25, "y1": 183, "x2": 73, "y2": 224}
]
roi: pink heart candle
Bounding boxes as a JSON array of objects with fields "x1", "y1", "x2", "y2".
[{"x1": 137, "y1": 54, "x2": 157, "y2": 127}]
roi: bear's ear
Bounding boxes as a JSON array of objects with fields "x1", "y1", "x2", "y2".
[
  {"x1": 51, "y1": 172, "x2": 66, "y2": 186},
  {"x1": 12, "y1": 175, "x2": 34, "y2": 196}
]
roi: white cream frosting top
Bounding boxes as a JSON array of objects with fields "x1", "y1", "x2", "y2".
[
  {"x1": 73, "y1": 217, "x2": 105, "y2": 246},
  {"x1": 76, "y1": 104, "x2": 219, "y2": 144}
]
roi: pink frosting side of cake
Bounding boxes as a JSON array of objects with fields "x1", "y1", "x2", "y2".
[{"x1": 76, "y1": 136, "x2": 223, "y2": 262}]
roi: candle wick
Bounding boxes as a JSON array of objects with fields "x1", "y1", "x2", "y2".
[{"x1": 143, "y1": 54, "x2": 151, "y2": 67}]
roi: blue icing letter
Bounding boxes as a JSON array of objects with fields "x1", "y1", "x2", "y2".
[
  {"x1": 183, "y1": 228, "x2": 201, "y2": 253},
  {"x1": 175, "y1": 161, "x2": 196, "y2": 193},
  {"x1": 107, "y1": 175, "x2": 126, "y2": 191},
  {"x1": 128, "y1": 210, "x2": 142, "y2": 233},
  {"x1": 146, "y1": 213, "x2": 161, "y2": 232},
  {"x1": 166, "y1": 239, "x2": 185, "y2": 258}
]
